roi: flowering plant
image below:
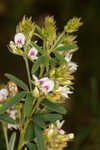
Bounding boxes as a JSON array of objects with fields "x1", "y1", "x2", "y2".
[{"x1": 0, "y1": 16, "x2": 82, "y2": 150}]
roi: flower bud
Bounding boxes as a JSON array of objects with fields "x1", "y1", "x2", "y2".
[{"x1": 32, "y1": 87, "x2": 39, "y2": 97}]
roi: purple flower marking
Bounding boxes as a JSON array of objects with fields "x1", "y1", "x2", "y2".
[
  {"x1": 43, "y1": 85, "x2": 50, "y2": 91},
  {"x1": 30, "y1": 50, "x2": 35, "y2": 56}
]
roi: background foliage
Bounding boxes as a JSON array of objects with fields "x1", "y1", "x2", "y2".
[{"x1": 0, "y1": 0, "x2": 99, "y2": 150}]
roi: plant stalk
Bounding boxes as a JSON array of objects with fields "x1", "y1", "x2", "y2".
[
  {"x1": 24, "y1": 56, "x2": 32, "y2": 91},
  {"x1": 2, "y1": 123, "x2": 10, "y2": 150},
  {"x1": 17, "y1": 97, "x2": 42, "y2": 150}
]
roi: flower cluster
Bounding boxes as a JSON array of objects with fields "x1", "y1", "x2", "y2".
[
  {"x1": 32, "y1": 75, "x2": 54, "y2": 95},
  {"x1": 43, "y1": 120, "x2": 74, "y2": 150},
  {"x1": 0, "y1": 16, "x2": 82, "y2": 150}
]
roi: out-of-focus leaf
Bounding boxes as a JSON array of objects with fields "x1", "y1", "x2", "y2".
[
  {"x1": 0, "y1": 92, "x2": 26, "y2": 114},
  {"x1": 5, "y1": 73, "x2": 29, "y2": 91},
  {"x1": 0, "y1": 114, "x2": 16, "y2": 124},
  {"x1": 41, "y1": 100, "x2": 67, "y2": 114},
  {"x1": 9, "y1": 132, "x2": 16, "y2": 150}
]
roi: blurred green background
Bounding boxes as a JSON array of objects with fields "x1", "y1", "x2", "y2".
[{"x1": 0, "y1": 0, "x2": 100, "y2": 150}]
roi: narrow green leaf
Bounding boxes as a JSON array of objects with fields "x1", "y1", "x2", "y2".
[
  {"x1": 49, "y1": 58, "x2": 58, "y2": 65},
  {"x1": 35, "y1": 25, "x2": 43, "y2": 36},
  {"x1": 32, "y1": 56, "x2": 42, "y2": 73},
  {"x1": 51, "y1": 32, "x2": 65, "y2": 50},
  {"x1": 0, "y1": 92, "x2": 26, "y2": 114},
  {"x1": 27, "y1": 143, "x2": 37, "y2": 150},
  {"x1": 24, "y1": 93, "x2": 33, "y2": 117},
  {"x1": 37, "y1": 113, "x2": 63, "y2": 122},
  {"x1": 9, "y1": 132, "x2": 16, "y2": 150},
  {"x1": 31, "y1": 42, "x2": 43, "y2": 53},
  {"x1": 41, "y1": 100, "x2": 67, "y2": 114},
  {"x1": 34, "y1": 125, "x2": 45, "y2": 150},
  {"x1": 54, "y1": 51, "x2": 66, "y2": 63},
  {"x1": 32, "y1": 115, "x2": 46, "y2": 129},
  {"x1": 24, "y1": 121, "x2": 35, "y2": 142},
  {"x1": 54, "y1": 44, "x2": 78, "y2": 51},
  {"x1": 43, "y1": 56, "x2": 49, "y2": 69},
  {"x1": 5, "y1": 73, "x2": 28, "y2": 91},
  {"x1": 32, "y1": 56, "x2": 49, "y2": 73},
  {"x1": 0, "y1": 114, "x2": 15, "y2": 124}
]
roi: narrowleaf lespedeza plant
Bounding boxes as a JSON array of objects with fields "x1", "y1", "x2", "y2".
[{"x1": 0, "y1": 16, "x2": 83, "y2": 150}]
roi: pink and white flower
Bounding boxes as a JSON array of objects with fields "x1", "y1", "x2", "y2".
[
  {"x1": 56, "y1": 120, "x2": 65, "y2": 134},
  {"x1": 28, "y1": 47, "x2": 38, "y2": 60},
  {"x1": 32, "y1": 75, "x2": 54, "y2": 94},
  {"x1": 14, "y1": 33, "x2": 25, "y2": 48},
  {"x1": 0, "y1": 89, "x2": 8, "y2": 102},
  {"x1": 56, "y1": 85, "x2": 73, "y2": 98}
]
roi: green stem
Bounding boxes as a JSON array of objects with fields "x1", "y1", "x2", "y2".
[
  {"x1": 17, "y1": 97, "x2": 43, "y2": 150},
  {"x1": 2, "y1": 123, "x2": 10, "y2": 150},
  {"x1": 24, "y1": 57, "x2": 32, "y2": 91}
]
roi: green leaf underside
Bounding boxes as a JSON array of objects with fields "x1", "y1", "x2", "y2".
[
  {"x1": 54, "y1": 44, "x2": 78, "y2": 51},
  {"x1": 32, "y1": 56, "x2": 49, "y2": 73},
  {"x1": 51, "y1": 32, "x2": 65, "y2": 50},
  {"x1": 54, "y1": 51, "x2": 66, "y2": 63},
  {"x1": 0, "y1": 114, "x2": 16, "y2": 124},
  {"x1": 34, "y1": 125, "x2": 45, "y2": 150},
  {"x1": 9, "y1": 132, "x2": 16, "y2": 150},
  {"x1": 41, "y1": 100, "x2": 67, "y2": 114},
  {"x1": 36, "y1": 113, "x2": 63, "y2": 122},
  {"x1": 5, "y1": 73, "x2": 29, "y2": 91},
  {"x1": 31, "y1": 42, "x2": 43, "y2": 53},
  {"x1": 24, "y1": 93, "x2": 33, "y2": 117},
  {"x1": 0, "y1": 92, "x2": 26, "y2": 114},
  {"x1": 24, "y1": 122, "x2": 35, "y2": 142},
  {"x1": 27, "y1": 143, "x2": 37, "y2": 150},
  {"x1": 32, "y1": 115, "x2": 46, "y2": 129}
]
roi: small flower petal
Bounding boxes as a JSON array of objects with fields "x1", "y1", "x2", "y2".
[
  {"x1": 65, "y1": 53, "x2": 73, "y2": 62},
  {"x1": 28, "y1": 47, "x2": 38, "y2": 60},
  {"x1": 0, "y1": 89, "x2": 8, "y2": 101},
  {"x1": 14, "y1": 33, "x2": 25, "y2": 48}
]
